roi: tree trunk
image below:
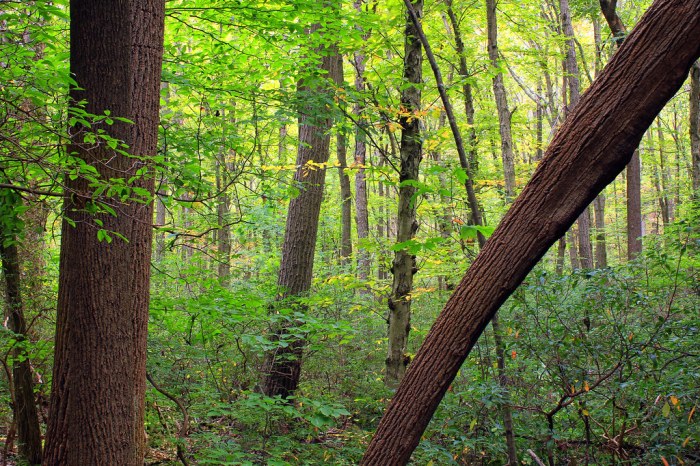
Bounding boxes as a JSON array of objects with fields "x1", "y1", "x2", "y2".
[
  {"x1": 337, "y1": 131, "x2": 353, "y2": 264},
  {"x1": 386, "y1": 0, "x2": 423, "y2": 388},
  {"x1": 486, "y1": 0, "x2": 516, "y2": 200},
  {"x1": 360, "y1": 2, "x2": 700, "y2": 463},
  {"x1": 43, "y1": 1, "x2": 165, "y2": 464},
  {"x1": 593, "y1": 195, "x2": 607, "y2": 268},
  {"x1": 353, "y1": 0, "x2": 371, "y2": 282},
  {"x1": 626, "y1": 150, "x2": 643, "y2": 259},
  {"x1": 0, "y1": 232, "x2": 42, "y2": 465},
  {"x1": 690, "y1": 61, "x2": 700, "y2": 197},
  {"x1": 561, "y1": 0, "x2": 593, "y2": 269},
  {"x1": 261, "y1": 26, "x2": 338, "y2": 399}
]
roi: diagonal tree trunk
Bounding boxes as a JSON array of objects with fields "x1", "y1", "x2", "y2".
[
  {"x1": 361, "y1": 1, "x2": 700, "y2": 462},
  {"x1": 690, "y1": 61, "x2": 700, "y2": 198}
]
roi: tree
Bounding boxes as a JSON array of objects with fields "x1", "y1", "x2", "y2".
[
  {"x1": 385, "y1": 0, "x2": 423, "y2": 388},
  {"x1": 691, "y1": 60, "x2": 700, "y2": 197},
  {"x1": 42, "y1": 1, "x2": 165, "y2": 464},
  {"x1": 261, "y1": 22, "x2": 340, "y2": 398},
  {"x1": 361, "y1": 0, "x2": 700, "y2": 463},
  {"x1": 487, "y1": 0, "x2": 516, "y2": 200}
]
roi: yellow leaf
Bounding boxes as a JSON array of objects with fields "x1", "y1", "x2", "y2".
[
  {"x1": 582, "y1": 409, "x2": 589, "y2": 417},
  {"x1": 584, "y1": 381, "x2": 590, "y2": 392},
  {"x1": 683, "y1": 436, "x2": 691, "y2": 447},
  {"x1": 671, "y1": 395, "x2": 680, "y2": 406},
  {"x1": 661, "y1": 456, "x2": 670, "y2": 466},
  {"x1": 662, "y1": 401, "x2": 671, "y2": 418},
  {"x1": 688, "y1": 405, "x2": 696, "y2": 423}
]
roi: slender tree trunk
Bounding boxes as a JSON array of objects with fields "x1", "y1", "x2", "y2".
[
  {"x1": 690, "y1": 61, "x2": 700, "y2": 198},
  {"x1": 655, "y1": 120, "x2": 671, "y2": 225},
  {"x1": 486, "y1": 0, "x2": 516, "y2": 200},
  {"x1": 561, "y1": 0, "x2": 593, "y2": 269},
  {"x1": 626, "y1": 150, "x2": 643, "y2": 260},
  {"x1": 261, "y1": 25, "x2": 338, "y2": 398},
  {"x1": 353, "y1": 0, "x2": 371, "y2": 282},
  {"x1": 386, "y1": 0, "x2": 423, "y2": 388},
  {"x1": 43, "y1": 1, "x2": 165, "y2": 464},
  {"x1": 592, "y1": 15, "x2": 607, "y2": 268},
  {"x1": 361, "y1": 2, "x2": 700, "y2": 462},
  {"x1": 337, "y1": 132, "x2": 353, "y2": 264},
  {"x1": 216, "y1": 110, "x2": 232, "y2": 286},
  {"x1": 0, "y1": 233, "x2": 42, "y2": 465}
]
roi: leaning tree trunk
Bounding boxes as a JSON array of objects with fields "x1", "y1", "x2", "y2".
[
  {"x1": 261, "y1": 26, "x2": 338, "y2": 399},
  {"x1": 361, "y1": 1, "x2": 700, "y2": 463},
  {"x1": 42, "y1": 1, "x2": 165, "y2": 464},
  {"x1": 385, "y1": 0, "x2": 423, "y2": 388}
]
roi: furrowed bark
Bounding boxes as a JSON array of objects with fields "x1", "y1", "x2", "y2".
[{"x1": 361, "y1": 1, "x2": 700, "y2": 463}]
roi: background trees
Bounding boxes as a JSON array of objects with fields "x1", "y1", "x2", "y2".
[{"x1": 0, "y1": 0, "x2": 698, "y2": 464}]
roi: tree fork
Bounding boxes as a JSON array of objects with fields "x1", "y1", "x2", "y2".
[{"x1": 361, "y1": 1, "x2": 700, "y2": 463}]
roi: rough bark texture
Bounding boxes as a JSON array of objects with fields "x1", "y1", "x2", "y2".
[
  {"x1": 0, "y1": 237, "x2": 42, "y2": 465},
  {"x1": 691, "y1": 61, "x2": 700, "y2": 197},
  {"x1": 486, "y1": 0, "x2": 516, "y2": 200},
  {"x1": 261, "y1": 29, "x2": 337, "y2": 398},
  {"x1": 361, "y1": 1, "x2": 700, "y2": 463},
  {"x1": 42, "y1": 1, "x2": 165, "y2": 464},
  {"x1": 386, "y1": 0, "x2": 423, "y2": 388}
]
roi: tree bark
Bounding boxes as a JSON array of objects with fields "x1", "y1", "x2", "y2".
[
  {"x1": 261, "y1": 26, "x2": 338, "y2": 398},
  {"x1": 337, "y1": 131, "x2": 353, "y2": 264},
  {"x1": 690, "y1": 61, "x2": 700, "y2": 197},
  {"x1": 360, "y1": 1, "x2": 700, "y2": 463},
  {"x1": 561, "y1": 0, "x2": 593, "y2": 269},
  {"x1": 0, "y1": 234, "x2": 42, "y2": 465},
  {"x1": 386, "y1": 0, "x2": 423, "y2": 388},
  {"x1": 353, "y1": 0, "x2": 371, "y2": 282},
  {"x1": 43, "y1": 1, "x2": 165, "y2": 464},
  {"x1": 486, "y1": 0, "x2": 516, "y2": 200}
]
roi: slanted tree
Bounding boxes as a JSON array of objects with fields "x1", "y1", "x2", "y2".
[
  {"x1": 42, "y1": 1, "x2": 165, "y2": 464},
  {"x1": 361, "y1": 0, "x2": 700, "y2": 463}
]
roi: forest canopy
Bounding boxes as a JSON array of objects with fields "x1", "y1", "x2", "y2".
[{"x1": 0, "y1": 0, "x2": 698, "y2": 465}]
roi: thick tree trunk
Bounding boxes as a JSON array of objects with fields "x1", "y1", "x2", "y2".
[
  {"x1": 486, "y1": 0, "x2": 516, "y2": 200},
  {"x1": 43, "y1": 1, "x2": 165, "y2": 464},
  {"x1": 386, "y1": 0, "x2": 423, "y2": 388},
  {"x1": 361, "y1": 2, "x2": 700, "y2": 463},
  {"x1": 0, "y1": 235, "x2": 42, "y2": 465},
  {"x1": 261, "y1": 28, "x2": 338, "y2": 398},
  {"x1": 690, "y1": 61, "x2": 700, "y2": 197}
]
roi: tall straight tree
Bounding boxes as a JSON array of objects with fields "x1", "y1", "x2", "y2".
[
  {"x1": 597, "y1": 0, "x2": 643, "y2": 259},
  {"x1": 691, "y1": 60, "x2": 700, "y2": 197},
  {"x1": 361, "y1": 0, "x2": 700, "y2": 462},
  {"x1": 561, "y1": 0, "x2": 594, "y2": 269},
  {"x1": 486, "y1": 0, "x2": 516, "y2": 200},
  {"x1": 385, "y1": 0, "x2": 423, "y2": 387},
  {"x1": 43, "y1": 1, "x2": 165, "y2": 464},
  {"x1": 261, "y1": 22, "x2": 339, "y2": 398}
]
